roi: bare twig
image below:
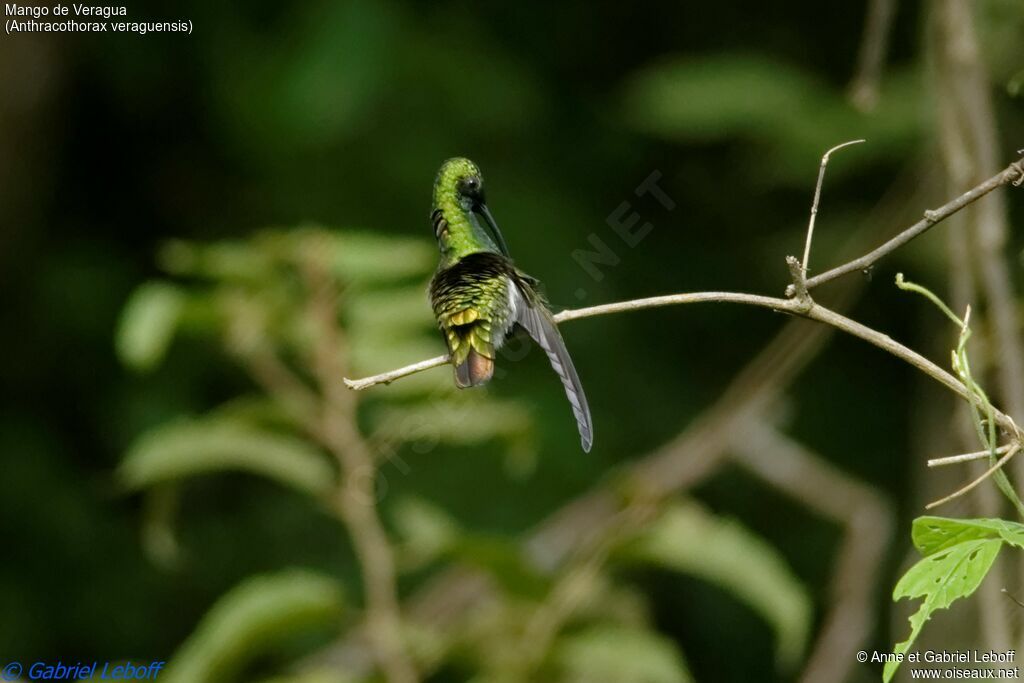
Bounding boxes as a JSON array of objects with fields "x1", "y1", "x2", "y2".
[
  {"x1": 801, "y1": 139, "x2": 866, "y2": 278},
  {"x1": 344, "y1": 354, "x2": 449, "y2": 390},
  {"x1": 926, "y1": 445, "x2": 1022, "y2": 510},
  {"x1": 928, "y1": 445, "x2": 1012, "y2": 468}
]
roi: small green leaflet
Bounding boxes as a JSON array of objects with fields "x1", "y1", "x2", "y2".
[
  {"x1": 116, "y1": 281, "x2": 186, "y2": 371},
  {"x1": 554, "y1": 624, "x2": 693, "y2": 683},
  {"x1": 884, "y1": 516, "x2": 1024, "y2": 682},
  {"x1": 162, "y1": 569, "x2": 344, "y2": 683}
]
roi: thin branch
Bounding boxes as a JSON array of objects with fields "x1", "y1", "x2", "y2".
[
  {"x1": 345, "y1": 292, "x2": 795, "y2": 390},
  {"x1": 796, "y1": 155, "x2": 1024, "y2": 292},
  {"x1": 1001, "y1": 588, "x2": 1024, "y2": 609},
  {"x1": 344, "y1": 354, "x2": 449, "y2": 390},
  {"x1": 928, "y1": 445, "x2": 1012, "y2": 468},
  {"x1": 554, "y1": 291, "x2": 790, "y2": 322},
  {"x1": 802, "y1": 139, "x2": 866, "y2": 278},
  {"x1": 302, "y1": 251, "x2": 419, "y2": 683},
  {"x1": 848, "y1": 0, "x2": 898, "y2": 111},
  {"x1": 234, "y1": 343, "x2": 322, "y2": 433},
  {"x1": 804, "y1": 304, "x2": 1013, "y2": 432},
  {"x1": 344, "y1": 286, "x2": 1017, "y2": 437}
]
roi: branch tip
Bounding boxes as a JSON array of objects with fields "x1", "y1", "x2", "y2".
[
  {"x1": 1011, "y1": 160, "x2": 1024, "y2": 187},
  {"x1": 801, "y1": 139, "x2": 866, "y2": 278}
]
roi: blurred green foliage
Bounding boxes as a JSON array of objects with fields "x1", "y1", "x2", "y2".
[
  {"x1": 162, "y1": 569, "x2": 345, "y2": 683},
  {"x1": 1, "y1": 0, "x2": 1022, "y2": 681},
  {"x1": 107, "y1": 228, "x2": 812, "y2": 681}
]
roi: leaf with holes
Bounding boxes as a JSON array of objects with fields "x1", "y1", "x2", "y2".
[
  {"x1": 912, "y1": 516, "x2": 1024, "y2": 555},
  {"x1": 884, "y1": 536, "x2": 1002, "y2": 682}
]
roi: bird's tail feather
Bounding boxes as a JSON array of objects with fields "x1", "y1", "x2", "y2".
[
  {"x1": 454, "y1": 347, "x2": 494, "y2": 388},
  {"x1": 513, "y1": 295, "x2": 593, "y2": 452}
]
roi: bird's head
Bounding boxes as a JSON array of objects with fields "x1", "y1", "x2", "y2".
[{"x1": 432, "y1": 157, "x2": 509, "y2": 261}]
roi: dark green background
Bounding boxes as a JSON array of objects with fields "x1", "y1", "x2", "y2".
[{"x1": 2, "y1": 1, "x2": 1023, "y2": 681}]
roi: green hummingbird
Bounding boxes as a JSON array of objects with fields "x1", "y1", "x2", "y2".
[{"x1": 428, "y1": 157, "x2": 593, "y2": 452}]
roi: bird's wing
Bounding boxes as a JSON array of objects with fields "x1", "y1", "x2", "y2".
[{"x1": 510, "y1": 279, "x2": 593, "y2": 452}]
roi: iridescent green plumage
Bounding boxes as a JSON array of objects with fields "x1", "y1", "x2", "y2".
[{"x1": 428, "y1": 158, "x2": 593, "y2": 452}]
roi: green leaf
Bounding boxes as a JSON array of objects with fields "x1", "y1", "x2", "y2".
[
  {"x1": 369, "y1": 399, "x2": 533, "y2": 446},
  {"x1": 623, "y1": 55, "x2": 824, "y2": 142},
  {"x1": 912, "y1": 516, "x2": 1024, "y2": 555},
  {"x1": 140, "y1": 486, "x2": 183, "y2": 570},
  {"x1": 257, "y1": 671, "x2": 358, "y2": 683},
  {"x1": 116, "y1": 282, "x2": 186, "y2": 371},
  {"x1": 621, "y1": 56, "x2": 922, "y2": 184},
  {"x1": 619, "y1": 502, "x2": 810, "y2": 668},
  {"x1": 326, "y1": 231, "x2": 434, "y2": 283},
  {"x1": 163, "y1": 570, "x2": 344, "y2": 683},
  {"x1": 158, "y1": 238, "x2": 275, "y2": 282},
  {"x1": 118, "y1": 418, "x2": 335, "y2": 497},
  {"x1": 213, "y1": 395, "x2": 307, "y2": 432},
  {"x1": 346, "y1": 285, "x2": 435, "y2": 338},
  {"x1": 257, "y1": 671, "x2": 357, "y2": 683},
  {"x1": 554, "y1": 624, "x2": 692, "y2": 683},
  {"x1": 885, "y1": 537, "x2": 1002, "y2": 682},
  {"x1": 391, "y1": 498, "x2": 549, "y2": 597},
  {"x1": 369, "y1": 398, "x2": 537, "y2": 478}
]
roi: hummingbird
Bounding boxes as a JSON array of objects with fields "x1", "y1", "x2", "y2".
[{"x1": 428, "y1": 157, "x2": 593, "y2": 452}]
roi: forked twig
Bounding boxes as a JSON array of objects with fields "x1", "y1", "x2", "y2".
[
  {"x1": 926, "y1": 444, "x2": 1022, "y2": 510},
  {"x1": 928, "y1": 445, "x2": 1013, "y2": 468}
]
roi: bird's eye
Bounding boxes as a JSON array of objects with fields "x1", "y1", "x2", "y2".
[{"x1": 459, "y1": 176, "x2": 482, "y2": 198}]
